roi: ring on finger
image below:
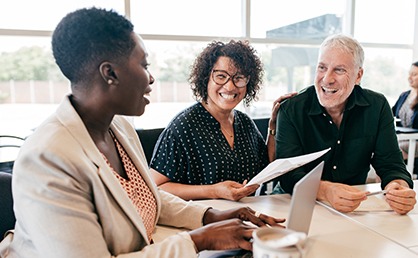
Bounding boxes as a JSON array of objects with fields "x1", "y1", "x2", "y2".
[{"x1": 255, "y1": 211, "x2": 261, "y2": 218}]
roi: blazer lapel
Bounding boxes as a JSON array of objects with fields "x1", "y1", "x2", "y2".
[
  {"x1": 55, "y1": 96, "x2": 151, "y2": 243},
  {"x1": 109, "y1": 119, "x2": 162, "y2": 218}
]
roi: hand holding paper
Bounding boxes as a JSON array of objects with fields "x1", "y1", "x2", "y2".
[{"x1": 245, "y1": 148, "x2": 331, "y2": 187}]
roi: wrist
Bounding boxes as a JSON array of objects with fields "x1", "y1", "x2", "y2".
[
  {"x1": 317, "y1": 181, "x2": 331, "y2": 201},
  {"x1": 202, "y1": 207, "x2": 215, "y2": 225}
]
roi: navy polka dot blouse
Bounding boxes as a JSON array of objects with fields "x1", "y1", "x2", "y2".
[{"x1": 150, "y1": 102, "x2": 269, "y2": 185}]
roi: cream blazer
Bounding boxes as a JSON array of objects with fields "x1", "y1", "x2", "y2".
[{"x1": 0, "y1": 96, "x2": 208, "y2": 258}]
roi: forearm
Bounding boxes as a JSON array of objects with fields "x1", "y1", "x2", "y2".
[
  {"x1": 158, "y1": 182, "x2": 218, "y2": 200},
  {"x1": 266, "y1": 133, "x2": 276, "y2": 162},
  {"x1": 384, "y1": 179, "x2": 411, "y2": 189},
  {"x1": 317, "y1": 180, "x2": 333, "y2": 201}
]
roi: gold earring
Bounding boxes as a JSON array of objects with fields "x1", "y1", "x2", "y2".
[{"x1": 107, "y1": 79, "x2": 113, "y2": 84}]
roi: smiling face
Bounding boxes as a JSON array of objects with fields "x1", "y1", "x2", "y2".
[
  {"x1": 314, "y1": 46, "x2": 363, "y2": 114},
  {"x1": 205, "y1": 56, "x2": 247, "y2": 114},
  {"x1": 113, "y1": 34, "x2": 154, "y2": 117},
  {"x1": 408, "y1": 65, "x2": 418, "y2": 89}
]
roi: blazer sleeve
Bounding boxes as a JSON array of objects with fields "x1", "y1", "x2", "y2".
[{"x1": 157, "y1": 189, "x2": 209, "y2": 229}]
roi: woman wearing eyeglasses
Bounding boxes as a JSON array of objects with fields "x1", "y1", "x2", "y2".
[{"x1": 150, "y1": 40, "x2": 295, "y2": 201}]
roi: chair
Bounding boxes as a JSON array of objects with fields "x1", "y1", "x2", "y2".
[
  {"x1": 396, "y1": 130, "x2": 418, "y2": 179},
  {"x1": 136, "y1": 118, "x2": 269, "y2": 164},
  {"x1": 253, "y1": 117, "x2": 269, "y2": 140},
  {"x1": 0, "y1": 172, "x2": 15, "y2": 239},
  {"x1": 0, "y1": 135, "x2": 25, "y2": 174},
  {"x1": 136, "y1": 128, "x2": 165, "y2": 164}
]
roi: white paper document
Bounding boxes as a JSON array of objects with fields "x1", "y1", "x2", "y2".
[
  {"x1": 354, "y1": 196, "x2": 392, "y2": 212},
  {"x1": 245, "y1": 148, "x2": 331, "y2": 186}
]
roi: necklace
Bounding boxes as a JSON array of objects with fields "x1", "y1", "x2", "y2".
[{"x1": 221, "y1": 127, "x2": 234, "y2": 138}]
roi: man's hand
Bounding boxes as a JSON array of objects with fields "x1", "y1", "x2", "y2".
[
  {"x1": 318, "y1": 181, "x2": 367, "y2": 213},
  {"x1": 384, "y1": 180, "x2": 417, "y2": 215},
  {"x1": 269, "y1": 92, "x2": 297, "y2": 131}
]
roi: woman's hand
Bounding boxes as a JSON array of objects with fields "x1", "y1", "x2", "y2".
[
  {"x1": 212, "y1": 181, "x2": 259, "y2": 201},
  {"x1": 192, "y1": 207, "x2": 286, "y2": 252},
  {"x1": 203, "y1": 207, "x2": 285, "y2": 228},
  {"x1": 189, "y1": 218, "x2": 255, "y2": 251},
  {"x1": 269, "y1": 92, "x2": 297, "y2": 131}
]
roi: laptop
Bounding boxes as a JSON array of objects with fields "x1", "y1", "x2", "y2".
[
  {"x1": 200, "y1": 161, "x2": 324, "y2": 258},
  {"x1": 286, "y1": 161, "x2": 324, "y2": 235}
]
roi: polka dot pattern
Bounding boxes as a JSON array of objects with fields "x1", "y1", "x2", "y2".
[
  {"x1": 150, "y1": 102, "x2": 269, "y2": 185},
  {"x1": 103, "y1": 131, "x2": 157, "y2": 242}
]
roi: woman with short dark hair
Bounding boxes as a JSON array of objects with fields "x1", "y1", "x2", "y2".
[{"x1": 0, "y1": 7, "x2": 285, "y2": 258}]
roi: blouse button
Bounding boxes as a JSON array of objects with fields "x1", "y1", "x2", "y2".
[
  {"x1": 333, "y1": 165, "x2": 337, "y2": 170},
  {"x1": 337, "y1": 140, "x2": 341, "y2": 144},
  {"x1": 329, "y1": 121, "x2": 333, "y2": 124}
]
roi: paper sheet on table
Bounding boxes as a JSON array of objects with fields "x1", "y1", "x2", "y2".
[
  {"x1": 320, "y1": 196, "x2": 392, "y2": 212},
  {"x1": 354, "y1": 196, "x2": 392, "y2": 212},
  {"x1": 245, "y1": 147, "x2": 331, "y2": 187}
]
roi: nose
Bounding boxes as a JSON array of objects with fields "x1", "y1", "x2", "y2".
[
  {"x1": 149, "y1": 73, "x2": 155, "y2": 85},
  {"x1": 322, "y1": 70, "x2": 335, "y2": 84},
  {"x1": 222, "y1": 79, "x2": 236, "y2": 91}
]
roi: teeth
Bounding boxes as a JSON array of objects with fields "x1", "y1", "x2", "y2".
[
  {"x1": 220, "y1": 93, "x2": 236, "y2": 100},
  {"x1": 322, "y1": 87, "x2": 337, "y2": 93}
]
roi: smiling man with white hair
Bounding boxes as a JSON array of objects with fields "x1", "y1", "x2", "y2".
[{"x1": 273, "y1": 34, "x2": 416, "y2": 215}]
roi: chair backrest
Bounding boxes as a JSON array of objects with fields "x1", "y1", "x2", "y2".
[
  {"x1": 0, "y1": 135, "x2": 26, "y2": 174},
  {"x1": 135, "y1": 118, "x2": 269, "y2": 165},
  {"x1": 0, "y1": 172, "x2": 15, "y2": 239},
  {"x1": 136, "y1": 128, "x2": 165, "y2": 164},
  {"x1": 252, "y1": 117, "x2": 269, "y2": 140}
]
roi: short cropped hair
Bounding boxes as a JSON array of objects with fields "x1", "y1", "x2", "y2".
[
  {"x1": 189, "y1": 40, "x2": 264, "y2": 106},
  {"x1": 52, "y1": 7, "x2": 135, "y2": 84},
  {"x1": 320, "y1": 34, "x2": 364, "y2": 69}
]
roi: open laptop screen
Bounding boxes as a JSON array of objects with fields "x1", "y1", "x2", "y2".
[{"x1": 286, "y1": 161, "x2": 324, "y2": 235}]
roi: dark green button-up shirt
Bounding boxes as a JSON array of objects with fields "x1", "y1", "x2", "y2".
[{"x1": 275, "y1": 85, "x2": 413, "y2": 194}]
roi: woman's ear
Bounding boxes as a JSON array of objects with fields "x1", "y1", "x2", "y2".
[{"x1": 99, "y1": 62, "x2": 118, "y2": 85}]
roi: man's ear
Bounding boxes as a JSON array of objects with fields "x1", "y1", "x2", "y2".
[
  {"x1": 355, "y1": 67, "x2": 364, "y2": 85},
  {"x1": 99, "y1": 62, "x2": 118, "y2": 85}
]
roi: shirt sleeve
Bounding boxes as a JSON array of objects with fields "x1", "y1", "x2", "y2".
[
  {"x1": 275, "y1": 106, "x2": 307, "y2": 193},
  {"x1": 371, "y1": 99, "x2": 414, "y2": 189},
  {"x1": 150, "y1": 127, "x2": 188, "y2": 182}
]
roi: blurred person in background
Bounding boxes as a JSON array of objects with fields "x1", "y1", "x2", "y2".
[{"x1": 392, "y1": 61, "x2": 418, "y2": 162}]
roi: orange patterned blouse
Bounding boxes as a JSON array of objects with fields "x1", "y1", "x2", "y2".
[{"x1": 102, "y1": 130, "x2": 157, "y2": 242}]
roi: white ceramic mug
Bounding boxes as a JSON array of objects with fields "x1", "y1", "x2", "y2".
[{"x1": 252, "y1": 227, "x2": 306, "y2": 258}]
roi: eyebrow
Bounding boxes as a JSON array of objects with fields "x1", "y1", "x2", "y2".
[{"x1": 213, "y1": 69, "x2": 244, "y2": 75}]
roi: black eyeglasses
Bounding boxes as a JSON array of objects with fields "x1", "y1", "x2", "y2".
[{"x1": 211, "y1": 69, "x2": 250, "y2": 88}]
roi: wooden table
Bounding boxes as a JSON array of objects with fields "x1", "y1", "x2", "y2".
[{"x1": 153, "y1": 181, "x2": 418, "y2": 257}]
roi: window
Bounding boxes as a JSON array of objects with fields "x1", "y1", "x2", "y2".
[
  {"x1": 250, "y1": 0, "x2": 346, "y2": 39},
  {"x1": 0, "y1": 0, "x2": 417, "y2": 138},
  {"x1": 354, "y1": 0, "x2": 415, "y2": 44},
  {"x1": 131, "y1": 0, "x2": 242, "y2": 37},
  {"x1": 0, "y1": 0, "x2": 124, "y2": 30}
]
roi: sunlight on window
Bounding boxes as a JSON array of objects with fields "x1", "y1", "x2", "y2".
[{"x1": 0, "y1": 0, "x2": 416, "y2": 137}]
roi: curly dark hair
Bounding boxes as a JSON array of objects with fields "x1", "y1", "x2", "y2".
[
  {"x1": 51, "y1": 7, "x2": 135, "y2": 84},
  {"x1": 189, "y1": 40, "x2": 264, "y2": 106}
]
